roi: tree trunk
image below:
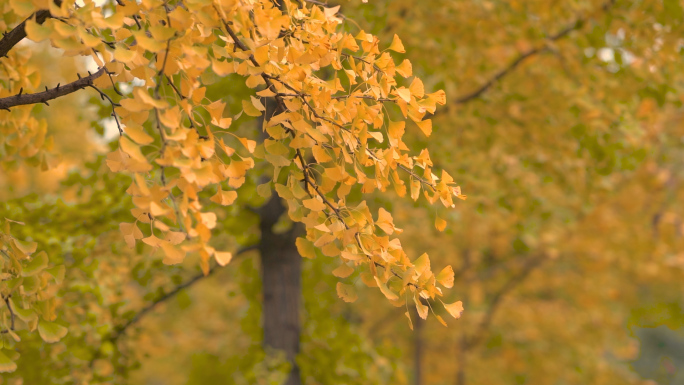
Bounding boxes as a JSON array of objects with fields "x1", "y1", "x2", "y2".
[
  {"x1": 414, "y1": 313, "x2": 423, "y2": 385},
  {"x1": 259, "y1": 196, "x2": 302, "y2": 385}
]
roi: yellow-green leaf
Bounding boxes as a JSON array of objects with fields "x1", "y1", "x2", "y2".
[
  {"x1": 336, "y1": 282, "x2": 358, "y2": 303},
  {"x1": 0, "y1": 351, "x2": 17, "y2": 373},
  {"x1": 21, "y1": 250, "x2": 48, "y2": 277},
  {"x1": 37, "y1": 321, "x2": 68, "y2": 343}
]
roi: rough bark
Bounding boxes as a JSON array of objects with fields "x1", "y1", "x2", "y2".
[
  {"x1": 258, "y1": 195, "x2": 302, "y2": 385},
  {"x1": 0, "y1": 0, "x2": 62, "y2": 58}
]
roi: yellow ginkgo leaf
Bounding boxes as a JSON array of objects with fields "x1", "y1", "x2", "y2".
[
  {"x1": 436, "y1": 265, "x2": 454, "y2": 288},
  {"x1": 443, "y1": 300, "x2": 464, "y2": 319},
  {"x1": 125, "y1": 125, "x2": 154, "y2": 145},
  {"x1": 414, "y1": 295, "x2": 428, "y2": 320},
  {"x1": 435, "y1": 215, "x2": 446, "y2": 231},
  {"x1": 210, "y1": 186, "x2": 238, "y2": 206},
  {"x1": 374, "y1": 276, "x2": 399, "y2": 301},
  {"x1": 303, "y1": 198, "x2": 327, "y2": 212},
  {"x1": 388, "y1": 34, "x2": 406, "y2": 53},
  {"x1": 296, "y1": 238, "x2": 317, "y2": 259},
  {"x1": 416, "y1": 119, "x2": 432, "y2": 137},
  {"x1": 332, "y1": 263, "x2": 355, "y2": 278},
  {"x1": 214, "y1": 251, "x2": 233, "y2": 266},
  {"x1": 405, "y1": 311, "x2": 414, "y2": 331},
  {"x1": 336, "y1": 282, "x2": 358, "y2": 303},
  {"x1": 242, "y1": 99, "x2": 263, "y2": 117}
]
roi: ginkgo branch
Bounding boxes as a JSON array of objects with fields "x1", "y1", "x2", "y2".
[
  {"x1": 452, "y1": 0, "x2": 617, "y2": 105},
  {"x1": 264, "y1": 77, "x2": 439, "y2": 192},
  {"x1": 218, "y1": 5, "x2": 434, "y2": 297},
  {"x1": 0, "y1": 67, "x2": 106, "y2": 111},
  {"x1": 0, "y1": 296, "x2": 15, "y2": 334},
  {"x1": 0, "y1": 0, "x2": 62, "y2": 58}
]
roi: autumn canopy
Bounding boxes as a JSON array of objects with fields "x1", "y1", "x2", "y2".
[{"x1": 1, "y1": 0, "x2": 683, "y2": 384}]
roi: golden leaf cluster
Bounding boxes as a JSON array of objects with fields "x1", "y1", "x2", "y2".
[{"x1": 2, "y1": 0, "x2": 465, "y2": 324}]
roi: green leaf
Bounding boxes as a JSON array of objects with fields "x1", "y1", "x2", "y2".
[
  {"x1": 10, "y1": 300, "x2": 37, "y2": 323},
  {"x1": 21, "y1": 276, "x2": 40, "y2": 295},
  {"x1": 0, "y1": 350, "x2": 17, "y2": 373},
  {"x1": 21, "y1": 250, "x2": 48, "y2": 277},
  {"x1": 45, "y1": 265, "x2": 66, "y2": 284},
  {"x1": 256, "y1": 183, "x2": 272, "y2": 199}
]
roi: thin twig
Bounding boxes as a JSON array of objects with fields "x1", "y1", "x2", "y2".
[
  {"x1": 88, "y1": 84, "x2": 123, "y2": 135},
  {"x1": 88, "y1": 245, "x2": 258, "y2": 369},
  {"x1": 0, "y1": 296, "x2": 15, "y2": 334},
  {"x1": 452, "y1": 0, "x2": 617, "y2": 105}
]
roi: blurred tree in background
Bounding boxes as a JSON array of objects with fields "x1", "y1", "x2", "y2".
[{"x1": 1, "y1": 0, "x2": 684, "y2": 384}]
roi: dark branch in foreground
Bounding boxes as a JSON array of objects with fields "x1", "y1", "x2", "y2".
[
  {"x1": 0, "y1": 0, "x2": 62, "y2": 58},
  {"x1": 452, "y1": 0, "x2": 617, "y2": 105},
  {"x1": 0, "y1": 67, "x2": 106, "y2": 111}
]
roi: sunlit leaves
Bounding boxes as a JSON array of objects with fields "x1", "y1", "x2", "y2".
[
  {"x1": 388, "y1": 34, "x2": 406, "y2": 53},
  {"x1": 214, "y1": 251, "x2": 233, "y2": 267},
  {"x1": 296, "y1": 238, "x2": 317, "y2": 259},
  {"x1": 436, "y1": 266, "x2": 454, "y2": 289},
  {"x1": 435, "y1": 216, "x2": 447, "y2": 232},
  {"x1": 4, "y1": 0, "x2": 464, "y2": 331},
  {"x1": 442, "y1": 300, "x2": 464, "y2": 319}
]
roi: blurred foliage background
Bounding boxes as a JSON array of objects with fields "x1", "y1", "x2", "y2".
[{"x1": 3, "y1": 0, "x2": 684, "y2": 384}]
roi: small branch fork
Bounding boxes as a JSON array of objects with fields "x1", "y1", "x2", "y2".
[{"x1": 0, "y1": 67, "x2": 106, "y2": 111}]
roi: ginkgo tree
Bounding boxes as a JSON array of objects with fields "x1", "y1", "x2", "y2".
[{"x1": 0, "y1": 0, "x2": 465, "y2": 379}]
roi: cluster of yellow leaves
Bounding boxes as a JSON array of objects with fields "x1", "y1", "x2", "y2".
[
  {"x1": 8, "y1": 0, "x2": 465, "y2": 323},
  {"x1": 0, "y1": 17, "x2": 60, "y2": 171},
  {"x1": 0, "y1": 219, "x2": 66, "y2": 372}
]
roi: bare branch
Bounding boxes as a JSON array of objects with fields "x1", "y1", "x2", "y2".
[
  {"x1": 453, "y1": 0, "x2": 617, "y2": 105},
  {"x1": 0, "y1": 67, "x2": 106, "y2": 111},
  {"x1": 87, "y1": 244, "x2": 257, "y2": 371},
  {"x1": 117, "y1": 245, "x2": 256, "y2": 338}
]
